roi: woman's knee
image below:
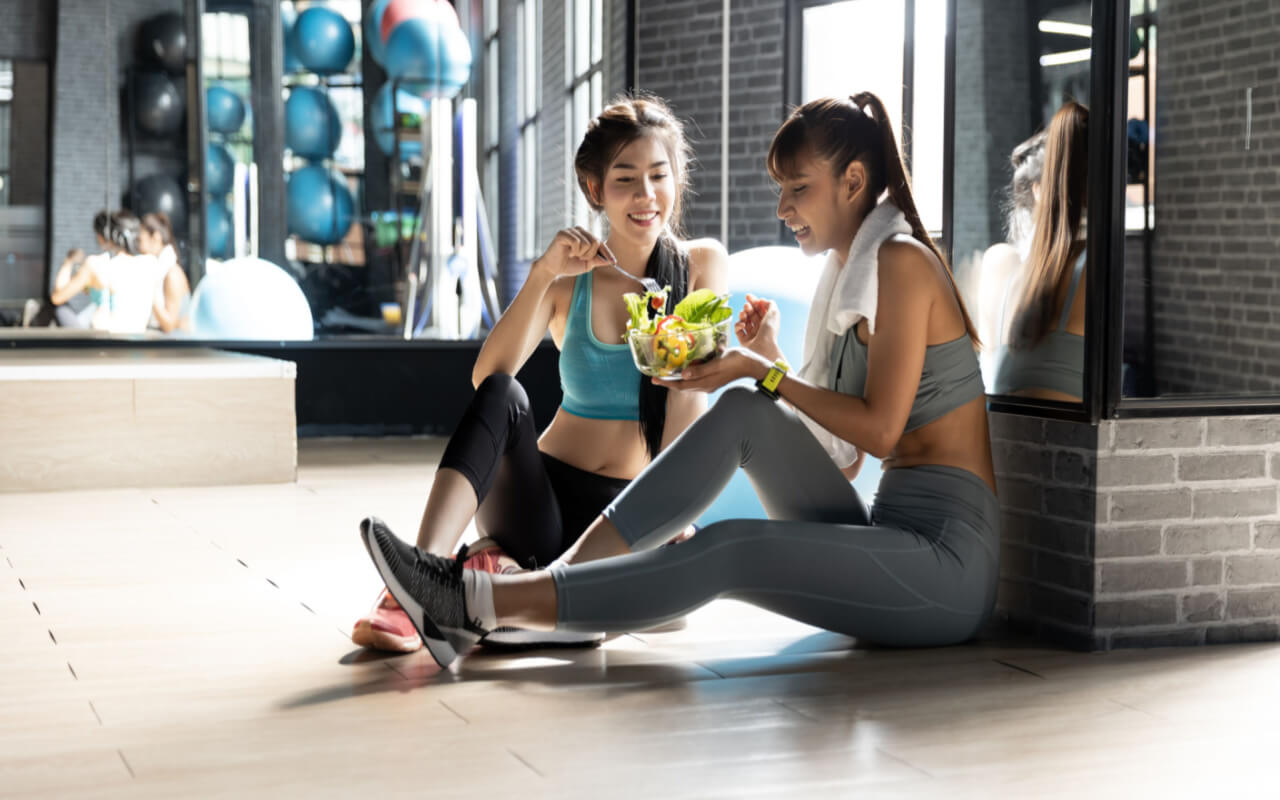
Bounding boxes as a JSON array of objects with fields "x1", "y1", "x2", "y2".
[
  {"x1": 712, "y1": 385, "x2": 780, "y2": 424},
  {"x1": 475, "y1": 372, "x2": 529, "y2": 413}
]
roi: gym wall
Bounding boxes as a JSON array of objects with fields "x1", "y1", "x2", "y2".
[{"x1": 50, "y1": 0, "x2": 186, "y2": 288}]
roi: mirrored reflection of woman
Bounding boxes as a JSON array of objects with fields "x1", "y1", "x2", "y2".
[{"x1": 991, "y1": 101, "x2": 1088, "y2": 403}]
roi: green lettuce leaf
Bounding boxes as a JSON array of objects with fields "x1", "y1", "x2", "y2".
[{"x1": 673, "y1": 289, "x2": 728, "y2": 325}]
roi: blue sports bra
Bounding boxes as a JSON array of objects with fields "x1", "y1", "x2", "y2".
[
  {"x1": 992, "y1": 251, "x2": 1085, "y2": 398},
  {"x1": 829, "y1": 327, "x2": 986, "y2": 432},
  {"x1": 559, "y1": 271, "x2": 641, "y2": 420}
]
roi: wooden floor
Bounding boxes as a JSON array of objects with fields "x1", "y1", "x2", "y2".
[{"x1": 4, "y1": 439, "x2": 1278, "y2": 798}]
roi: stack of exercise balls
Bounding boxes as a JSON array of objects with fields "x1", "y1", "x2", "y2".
[
  {"x1": 283, "y1": 4, "x2": 356, "y2": 246},
  {"x1": 205, "y1": 85, "x2": 246, "y2": 259},
  {"x1": 367, "y1": 0, "x2": 472, "y2": 156},
  {"x1": 131, "y1": 12, "x2": 188, "y2": 231}
]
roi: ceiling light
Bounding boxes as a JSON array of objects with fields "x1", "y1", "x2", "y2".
[
  {"x1": 1040, "y1": 48, "x2": 1092, "y2": 67},
  {"x1": 1039, "y1": 20, "x2": 1092, "y2": 37}
]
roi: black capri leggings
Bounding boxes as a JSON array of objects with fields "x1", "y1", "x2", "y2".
[{"x1": 438, "y1": 373, "x2": 631, "y2": 569}]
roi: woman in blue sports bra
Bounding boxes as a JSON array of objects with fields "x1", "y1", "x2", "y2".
[
  {"x1": 991, "y1": 101, "x2": 1089, "y2": 402},
  {"x1": 359, "y1": 94, "x2": 1007, "y2": 671},
  {"x1": 351, "y1": 95, "x2": 728, "y2": 653}
]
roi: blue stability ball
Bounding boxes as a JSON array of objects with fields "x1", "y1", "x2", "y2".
[
  {"x1": 384, "y1": 12, "x2": 472, "y2": 98},
  {"x1": 287, "y1": 165, "x2": 354, "y2": 245},
  {"x1": 370, "y1": 83, "x2": 426, "y2": 156},
  {"x1": 189, "y1": 257, "x2": 314, "y2": 340},
  {"x1": 364, "y1": 0, "x2": 393, "y2": 67},
  {"x1": 206, "y1": 85, "x2": 246, "y2": 134},
  {"x1": 282, "y1": 5, "x2": 302, "y2": 73},
  {"x1": 285, "y1": 87, "x2": 342, "y2": 160},
  {"x1": 694, "y1": 246, "x2": 884, "y2": 527},
  {"x1": 206, "y1": 142, "x2": 235, "y2": 196},
  {"x1": 292, "y1": 6, "x2": 355, "y2": 76},
  {"x1": 207, "y1": 200, "x2": 233, "y2": 259}
]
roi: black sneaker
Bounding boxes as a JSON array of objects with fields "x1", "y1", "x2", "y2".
[{"x1": 359, "y1": 516, "x2": 488, "y2": 668}]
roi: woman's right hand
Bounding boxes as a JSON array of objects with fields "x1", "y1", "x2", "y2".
[
  {"x1": 735, "y1": 293, "x2": 782, "y2": 360},
  {"x1": 533, "y1": 226, "x2": 616, "y2": 279}
]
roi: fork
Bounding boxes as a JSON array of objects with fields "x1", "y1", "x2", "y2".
[{"x1": 607, "y1": 260, "x2": 664, "y2": 295}]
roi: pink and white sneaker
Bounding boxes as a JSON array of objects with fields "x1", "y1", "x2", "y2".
[{"x1": 350, "y1": 588, "x2": 423, "y2": 653}]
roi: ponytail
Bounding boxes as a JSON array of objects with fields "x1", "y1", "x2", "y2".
[
  {"x1": 108, "y1": 210, "x2": 141, "y2": 255},
  {"x1": 849, "y1": 92, "x2": 980, "y2": 345},
  {"x1": 1010, "y1": 101, "x2": 1088, "y2": 348}
]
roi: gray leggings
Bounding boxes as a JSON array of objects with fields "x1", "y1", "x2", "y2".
[{"x1": 548, "y1": 387, "x2": 1000, "y2": 647}]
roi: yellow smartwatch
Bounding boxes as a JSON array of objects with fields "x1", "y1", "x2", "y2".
[{"x1": 756, "y1": 358, "x2": 790, "y2": 401}]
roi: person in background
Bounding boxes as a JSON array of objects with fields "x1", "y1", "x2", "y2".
[{"x1": 139, "y1": 212, "x2": 192, "y2": 333}]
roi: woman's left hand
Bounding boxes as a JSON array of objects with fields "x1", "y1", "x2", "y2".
[{"x1": 654, "y1": 348, "x2": 766, "y2": 393}]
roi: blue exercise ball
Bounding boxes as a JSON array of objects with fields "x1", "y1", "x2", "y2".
[
  {"x1": 364, "y1": 0, "x2": 393, "y2": 67},
  {"x1": 287, "y1": 165, "x2": 354, "y2": 245},
  {"x1": 370, "y1": 83, "x2": 426, "y2": 157},
  {"x1": 206, "y1": 85, "x2": 246, "y2": 134},
  {"x1": 384, "y1": 11, "x2": 471, "y2": 98},
  {"x1": 282, "y1": 5, "x2": 302, "y2": 74},
  {"x1": 206, "y1": 142, "x2": 235, "y2": 196},
  {"x1": 292, "y1": 6, "x2": 355, "y2": 76},
  {"x1": 207, "y1": 200, "x2": 233, "y2": 259},
  {"x1": 189, "y1": 257, "x2": 314, "y2": 340},
  {"x1": 285, "y1": 87, "x2": 342, "y2": 161},
  {"x1": 695, "y1": 246, "x2": 884, "y2": 527}
]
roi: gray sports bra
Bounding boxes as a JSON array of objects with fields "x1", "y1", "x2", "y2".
[
  {"x1": 991, "y1": 252, "x2": 1085, "y2": 398},
  {"x1": 829, "y1": 326, "x2": 986, "y2": 433}
]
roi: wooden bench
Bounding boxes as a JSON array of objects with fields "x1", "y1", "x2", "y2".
[{"x1": 0, "y1": 348, "x2": 296, "y2": 491}]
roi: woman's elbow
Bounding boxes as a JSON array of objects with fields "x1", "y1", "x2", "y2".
[{"x1": 862, "y1": 426, "x2": 902, "y2": 460}]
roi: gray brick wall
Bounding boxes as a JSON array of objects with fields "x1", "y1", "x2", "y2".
[
  {"x1": 990, "y1": 412, "x2": 1100, "y2": 650},
  {"x1": 952, "y1": 0, "x2": 1034, "y2": 272},
  {"x1": 0, "y1": 0, "x2": 54, "y2": 61},
  {"x1": 1152, "y1": 0, "x2": 1280, "y2": 394},
  {"x1": 539, "y1": 0, "x2": 569, "y2": 246},
  {"x1": 994, "y1": 412, "x2": 1280, "y2": 650},
  {"x1": 1093, "y1": 416, "x2": 1280, "y2": 647},
  {"x1": 633, "y1": 0, "x2": 784, "y2": 248},
  {"x1": 51, "y1": 0, "x2": 187, "y2": 283}
]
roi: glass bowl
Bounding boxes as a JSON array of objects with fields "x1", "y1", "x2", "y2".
[{"x1": 627, "y1": 318, "x2": 731, "y2": 378}]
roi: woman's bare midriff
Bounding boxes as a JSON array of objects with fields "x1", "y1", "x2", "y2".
[
  {"x1": 879, "y1": 395, "x2": 997, "y2": 494},
  {"x1": 537, "y1": 409, "x2": 651, "y2": 480}
]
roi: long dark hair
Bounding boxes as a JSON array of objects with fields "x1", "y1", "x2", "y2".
[
  {"x1": 141, "y1": 211, "x2": 175, "y2": 247},
  {"x1": 767, "y1": 92, "x2": 979, "y2": 345},
  {"x1": 1010, "y1": 101, "x2": 1088, "y2": 348},
  {"x1": 574, "y1": 94, "x2": 692, "y2": 459}
]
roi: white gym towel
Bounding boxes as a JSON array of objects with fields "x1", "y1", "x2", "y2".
[{"x1": 794, "y1": 200, "x2": 911, "y2": 468}]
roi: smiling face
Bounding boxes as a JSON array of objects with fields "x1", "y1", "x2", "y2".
[
  {"x1": 774, "y1": 148, "x2": 864, "y2": 258},
  {"x1": 596, "y1": 134, "x2": 676, "y2": 251}
]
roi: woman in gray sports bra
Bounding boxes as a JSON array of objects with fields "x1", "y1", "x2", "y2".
[
  {"x1": 360, "y1": 94, "x2": 1002, "y2": 670},
  {"x1": 991, "y1": 101, "x2": 1089, "y2": 402}
]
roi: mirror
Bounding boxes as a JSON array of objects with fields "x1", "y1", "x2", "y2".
[
  {"x1": 0, "y1": 59, "x2": 51, "y2": 327},
  {"x1": 1120, "y1": 0, "x2": 1280, "y2": 400},
  {"x1": 952, "y1": 0, "x2": 1093, "y2": 405}
]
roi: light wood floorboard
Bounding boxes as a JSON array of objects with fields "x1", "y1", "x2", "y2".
[{"x1": 2, "y1": 438, "x2": 1277, "y2": 798}]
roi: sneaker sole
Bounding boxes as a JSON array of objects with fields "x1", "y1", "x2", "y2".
[
  {"x1": 480, "y1": 628, "x2": 605, "y2": 649},
  {"x1": 360, "y1": 522, "x2": 458, "y2": 669}
]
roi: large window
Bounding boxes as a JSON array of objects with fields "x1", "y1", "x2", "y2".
[
  {"x1": 566, "y1": 0, "x2": 604, "y2": 229},
  {"x1": 483, "y1": 0, "x2": 500, "y2": 255},
  {"x1": 789, "y1": 0, "x2": 946, "y2": 235},
  {"x1": 517, "y1": 0, "x2": 540, "y2": 260}
]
